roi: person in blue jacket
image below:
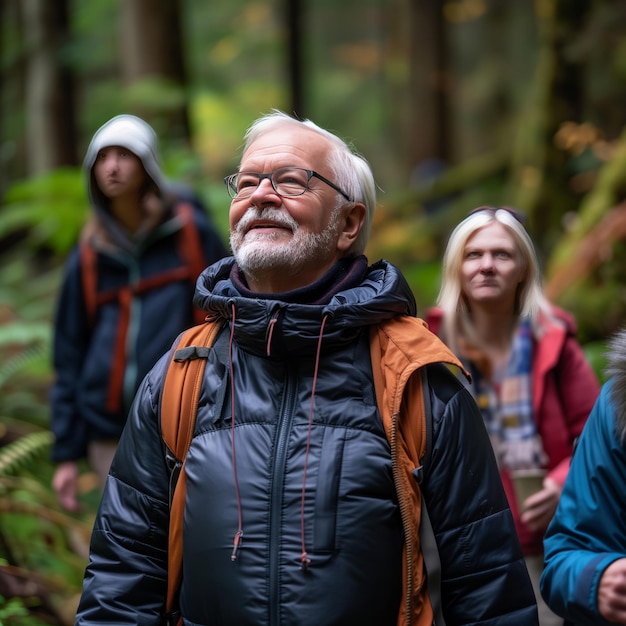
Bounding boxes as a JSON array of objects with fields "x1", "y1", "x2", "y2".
[
  {"x1": 73, "y1": 110, "x2": 538, "y2": 625},
  {"x1": 541, "y1": 328, "x2": 626, "y2": 625},
  {"x1": 50, "y1": 114, "x2": 228, "y2": 512}
]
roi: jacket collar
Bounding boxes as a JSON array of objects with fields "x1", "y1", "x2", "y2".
[{"x1": 193, "y1": 256, "x2": 417, "y2": 358}]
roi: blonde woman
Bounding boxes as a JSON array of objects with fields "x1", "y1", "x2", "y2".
[{"x1": 427, "y1": 206, "x2": 600, "y2": 625}]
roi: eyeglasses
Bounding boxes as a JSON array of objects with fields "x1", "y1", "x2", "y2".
[{"x1": 224, "y1": 166, "x2": 352, "y2": 201}]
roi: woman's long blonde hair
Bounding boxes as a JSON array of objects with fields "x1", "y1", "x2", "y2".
[{"x1": 436, "y1": 206, "x2": 552, "y2": 351}]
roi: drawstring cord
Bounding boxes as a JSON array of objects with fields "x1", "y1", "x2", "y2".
[
  {"x1": 229, "y1": 302, "x2": 244, "y2": 561},
  {"x1": 299, "y1": 314, "x2": 328, "y2": 571},
  {"x1": 229, "y1": 305, "x2": 328, "y2": 570},
  {"x1": 266, "y1": 313, "x2": 278, "y2": 356}
]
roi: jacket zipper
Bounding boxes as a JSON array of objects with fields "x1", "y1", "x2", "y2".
[
  {"x1": 390, "y1": 409, "x2": 415, "y2": 624},
  {"x1": 269, "y1": 367, "x2": 298, "y2": 626}
]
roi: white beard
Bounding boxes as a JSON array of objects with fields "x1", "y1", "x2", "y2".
[{"x1": 231, "y1": 207, "x2": 341, "y2": 279}]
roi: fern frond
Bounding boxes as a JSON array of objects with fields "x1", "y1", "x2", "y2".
[
  {"x1": 0, "y1": 431, "x2": 53, "y2": 476},
  {"x1": 0, "y1": 340, "x2": 48, "y2": 389},
  {"x1": 0, "y1": 322, "x2": 50, "y2": 348}
]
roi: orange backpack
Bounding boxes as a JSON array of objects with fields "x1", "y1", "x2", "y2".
[
  {"x1": 80, "y1": 202, "x2": 208, "y2": 414},
  {"x1": 160, "y1": 319, "x2": 445, "y2": 626}
]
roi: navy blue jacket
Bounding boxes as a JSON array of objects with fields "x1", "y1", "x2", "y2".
[
  {"x1": 50, "y1": 197, "x2": 227, "y2": 462},
  {"x1": 75, "y1": 257, "x2": 537, "y2": 625}
]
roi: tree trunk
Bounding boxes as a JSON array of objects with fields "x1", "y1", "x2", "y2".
[
  {"x1": 535, "y1": 0, "x2": 590, "y2": 248},
  {"x1": 22, "y1": 0, "x2": 77, "y2": 175},
  {"x1": 407, "y1": 0, "x2": 449, "y2": 169},
  {"x1": 286, "y1": 0, "x2": 305, "y2": 119},
  {"x1": 120, "y1": 0, "x2": 190, "y2": 141}
]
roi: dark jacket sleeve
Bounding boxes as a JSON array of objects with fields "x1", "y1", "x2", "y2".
[
  {"x1": 49, "y1": 248, "x2": 90, "y2": 462},
  {"x1": 423, "y1": 364, "x2": 539, "y2": 625},
  {"x1": 75, "y1": 356, "x2": 172, "y2": 625}
]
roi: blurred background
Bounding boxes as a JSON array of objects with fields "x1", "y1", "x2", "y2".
[{"x1": 2, "y1": 0, "x2": 626, "y2": 623}]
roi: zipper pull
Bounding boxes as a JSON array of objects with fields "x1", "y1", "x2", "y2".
[
  {"x1": 300, "y1": 551, "x2": 311, "y2": 572},
  {"x1": 231, "y1": 530, "x2": 243, "y2": 561}
]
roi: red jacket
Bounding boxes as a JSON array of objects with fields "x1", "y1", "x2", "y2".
[{"x1": 426, "y1": 306, "x2": 600, "y2": 554}]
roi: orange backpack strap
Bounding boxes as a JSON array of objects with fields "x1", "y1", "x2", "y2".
[
  {"x1": 80, "y1": 202, "x2": 207, "y2": 332},
  {"x1": 413, "y1": 367, "x2": 446, "y2": 626},
  {"x1": 175, "y1": 202, "x2": 209, "y2": 325},
  {"x1": 369, "y1": 318, "x2": 446, "y2": 625},
  {"x1": 160, "y1": 319, "x2": 224, "y2": 626},
  {"x1": 79, "y1": 242, "x2": 99, "y2": 327}
]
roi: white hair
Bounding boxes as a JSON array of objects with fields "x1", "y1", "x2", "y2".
[{"x1": 241, "y1": 110, "x2": 376, "y2": 255}]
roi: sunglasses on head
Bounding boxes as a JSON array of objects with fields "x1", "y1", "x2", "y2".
[{"x1": 467, "y1": 205, "x2": 527, "y2": 225}]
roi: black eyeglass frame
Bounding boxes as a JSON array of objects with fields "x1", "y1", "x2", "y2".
[{"x1": 224, "y1": 167, "x2": 352, "y2": 202}]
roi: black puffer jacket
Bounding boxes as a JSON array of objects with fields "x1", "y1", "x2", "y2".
[{"x1": 75, "y1": 257, "x2": 537, "y2": 626}]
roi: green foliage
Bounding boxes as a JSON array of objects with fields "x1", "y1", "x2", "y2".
[
  {"x1": 556, "y1": 277, "x2": 626, "y2": 346},
  {"x1": 2, "y1": 2, "x2": 626, "y2": 622},
  {"x1": 583, "y1": 340, "x2": 610, "y2": 384},
  {"x1": 124, "y1": 77, "x2": 188, "y2": 113},
  {"x1": 0, "y1": 595, "x2": 43, "y2": 626},
  {"x1": 2, "y1": 169, "x2": 87, "y2": 256},
  {"x1": 0, "y1": 433, "x2": 53, "y2": 477},
  {"x1": 548, "y1": 127, "x2": 626, "y2": 271},
  {"x1": 402, "y1": 261, "x2": 442, "y2": 314},
  {"x1": 0, "y1": 250, "x2": 94, "y2": 626}
]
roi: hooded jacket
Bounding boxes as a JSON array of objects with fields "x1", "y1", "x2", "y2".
[
  {"x1": 426, "y1": 306, "x2": 600, "y2": 554},
  {"x1": 50, "y1": 115, "x2": 228, "y2": 462},
  {"x1": 541, "y1": 329, "x2": 626, "y2": 625},
  {"x1": 75, "y1": 257, "x2": 537, "y2": 625}
]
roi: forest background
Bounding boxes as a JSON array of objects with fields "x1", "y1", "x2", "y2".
[{"x1": 2, "y1": 0, "x2": 626, "y2": 624}]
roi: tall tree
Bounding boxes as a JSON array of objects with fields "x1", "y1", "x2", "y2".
[
  {"x1": 534, "y1": 0, "x2": 590, "y2": 245},
  {"x1": 286, "y1": 0, "x2": 304, "y2": 118},
  {"x1": 22, "y1": 0, "x2": 77, "y2": 175},
  {"x1": 120, "y1": 0, "x2": 190, "y2": 141},
  {"x1": 407, "y1": 0, "x2": 449, "y2": 169}
]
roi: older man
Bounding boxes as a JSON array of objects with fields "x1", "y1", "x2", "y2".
[{"x1": 74, "y1": 110, "x2": 538, "y2": 625}]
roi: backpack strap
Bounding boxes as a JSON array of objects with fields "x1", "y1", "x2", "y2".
[
  {"x1": 175, "y1": 202, "x2": 209, "y2": 325},
  {"x1": 79, "y1": 203, "x2": 210, "y2": 414},
  {"x1": 369, "y1": 317, "x2": 452, "y2": 626},
  {"x1": 79, "y1": 242, "x2": 99, "y2": 327},
  {"x1": 160, "y1": 319, "x2": 224, "y2": 626},
  {"x1": 414, "y1": 366, "x2": 446, "y2": 626},
  {"x1": 397, "y1": 364, "x2": 446, "y2": 626}
]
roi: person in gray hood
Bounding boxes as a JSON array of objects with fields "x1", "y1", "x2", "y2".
[
  {"x1": 50, "y1": 114, "x2": 227, "y2": 512},
  {"x1": 74, "y1": 110, "x2": 537, "y2": 625}
]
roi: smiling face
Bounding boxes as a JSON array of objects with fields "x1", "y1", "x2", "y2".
[
  {"x1": 229, "y1": 123, "x2": 364, "y2": 293},
  {"x1": 460, "y1": 222, "x2": 527, "y2": 315}
]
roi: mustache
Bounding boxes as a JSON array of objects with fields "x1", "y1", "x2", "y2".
[{"x1": 235, "y1": 208, "x2": 298, "y2": 235}]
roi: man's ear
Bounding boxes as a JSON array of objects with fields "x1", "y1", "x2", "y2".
[{"x1": 337, "y1": 203, "x2": 366, "y2": 253}]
